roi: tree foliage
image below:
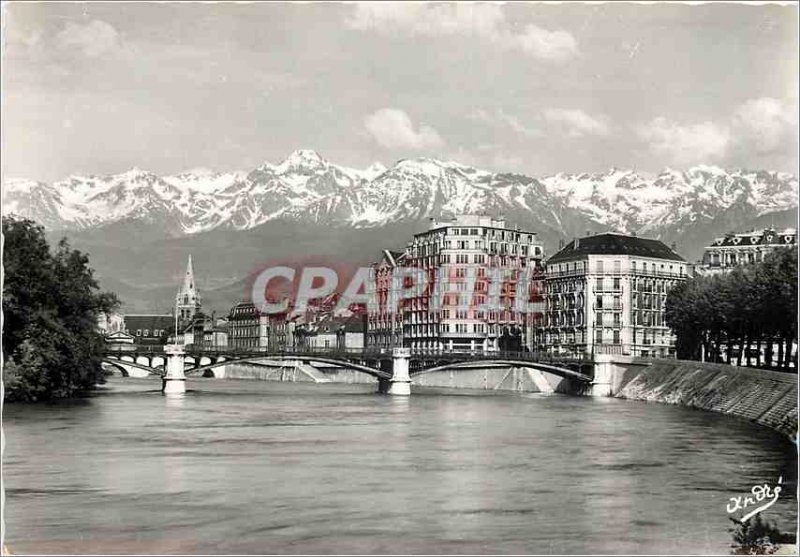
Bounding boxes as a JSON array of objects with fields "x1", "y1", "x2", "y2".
[
  {"x1": 665, "y1": 248, "x2": 797, "y2": 370},
  {"x1": 3, "y1": 217, "x2": 120, "y2": 401},
  {"x1": 729, "y1": 515, "x2": 795, "y2": 555}
]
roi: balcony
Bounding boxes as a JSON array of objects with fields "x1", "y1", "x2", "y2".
[{"x1": 439, "y1": 331, "x2": 489, "y2": 339}]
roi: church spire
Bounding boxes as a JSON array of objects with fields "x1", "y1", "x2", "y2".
[
  {"x1": 183, "y1": 254, "x2": 195, "y2": 293},
  {"x1": 176, "y1": 255, "x2": 201, "y2": 321}
]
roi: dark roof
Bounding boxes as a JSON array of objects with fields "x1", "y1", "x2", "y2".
[
  {"x1": 547, "y1": 233, "x2": 685, "y2": 263},
  {"x1": 123, "y1": 314, "x2": 174, "y2": 333},
  {"x1": 707, "y1": 228, "x2": 796, "y2": 248}
]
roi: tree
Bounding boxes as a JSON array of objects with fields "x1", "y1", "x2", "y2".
[
  {"x1": 664, "y1": 277, "x2": 707, "y2": 360},
  {"x1": 666, "y1": 248, "x2": 797, "y2": 371},
  {"x1": 2, "y1": 217, "x2": 120, "y2": 401},
  {"x1": 754, "y1": 249, "x2": 797, "y2": 370}
]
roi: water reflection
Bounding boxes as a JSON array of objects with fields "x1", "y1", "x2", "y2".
[{"x1": 165, "y1": 394, "x2": 186, "y2": 407}]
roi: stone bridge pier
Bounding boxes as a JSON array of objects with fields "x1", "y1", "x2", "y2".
[
  {"x1": 162, "y1": 344, "x2": 187, "y2": 396},
  {"x1": 589, "y1": 354, "x2": 652, "y2": 396},
  {"x1": 378, "y1": 347, "x2": 412, "y2": 396}
]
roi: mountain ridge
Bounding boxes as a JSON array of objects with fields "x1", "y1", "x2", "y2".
[
  {"x1": 5, "y1": 149, "x2": 797, "y2": 312},
  {"x1": 4, "y1": 149, "x2": 796, "y2": 238}
]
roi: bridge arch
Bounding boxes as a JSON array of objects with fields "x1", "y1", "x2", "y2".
[
  {"x1": 102, "y1": 360, "x2": 130, "y2": 377},
  {"x1": 186, "y1": 355, "x2": 391, "y2": 380},
  {"x1": 410, "y1": 360, "x2": 592, "y2": 383},
  {"x1": 102, "y1": 357, "x2": 164, "y2": 376}
]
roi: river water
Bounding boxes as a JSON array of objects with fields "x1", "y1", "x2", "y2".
[{"x1": 3, "y1": 377, "x2": 797, "y2": 554}]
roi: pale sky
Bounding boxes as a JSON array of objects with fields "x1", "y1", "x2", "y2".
[{"x1": 2, "y1": 1, "x2": 798, "y2": 182}]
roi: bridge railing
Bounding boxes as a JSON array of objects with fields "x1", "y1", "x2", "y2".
[
  {"x1": 104, "y1": 344, "x2": 165, "y2": 354},
  {"x1": 103, "y1": 343, "x2": 595, "y2": 364}
]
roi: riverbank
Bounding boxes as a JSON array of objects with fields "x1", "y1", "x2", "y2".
[{"x1": 610, "y1": 359, "x2": 797, "y2": 440}]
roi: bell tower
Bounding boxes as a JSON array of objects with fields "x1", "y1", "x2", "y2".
[{"x1": 176, "y1": 255, "x2": 202, "y2": 321}]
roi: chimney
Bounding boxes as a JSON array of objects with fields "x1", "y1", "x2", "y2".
[
  {"x1": 670, "y1": 242, "x2": 677, "y2": 252},
  {"x1": 585, "y1": 230, "x2": 591, "y2": 237},
  {"x1": 574, "y1": 237, "x2": 580, "y2": 249},
  {"x1": 558, "y1": 238, "x2": 564, "y2": 249}
]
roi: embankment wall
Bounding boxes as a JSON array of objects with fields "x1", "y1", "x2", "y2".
[{"x1": 611, "y1": 359, "x2": 797, "y2": 439}]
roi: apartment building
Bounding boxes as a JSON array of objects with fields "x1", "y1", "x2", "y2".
[
  {"x1": 367, "y1": 215, "x2": 545, "y2": 354},
  {"x1": 544, "y1": 233, "x2": 687, "y2": 357},
  {"x1": 228, "y1": 302, "x2": 269, "y2": 349},
  {"x1": 700, "y1": 228, "x2": 796, "y2": 274},
  {"x1": 366, "y1": 249, "x2": 407, "y2": 351}
]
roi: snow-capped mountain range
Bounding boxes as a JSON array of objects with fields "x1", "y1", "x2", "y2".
[{"x1": 3, "y1": 149, "x2": 797, "y2": 238}]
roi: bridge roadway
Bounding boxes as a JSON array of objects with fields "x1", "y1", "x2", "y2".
[{"x1": 102, "y1": 345, "x2": 595, "y2": 396}]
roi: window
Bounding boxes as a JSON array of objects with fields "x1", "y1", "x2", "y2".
[
  {"x1": 595, "y1": 295, "x2": 603, "y2": 309},
  {"x1": 136, "y1": 329, "x2": 142, "y2": 336},
  {"x1": 596, "y1": 260, "x2": 604, "y2": 273},
  {"x1": 613, "y1": 260, "x2": 621, "y2": 273},
  {"x1": 144, "y1": 329, "x2": 149, "y2": 336},
  {"x1": 613, "y1": 278, "x2": 621, "y2": 290}
]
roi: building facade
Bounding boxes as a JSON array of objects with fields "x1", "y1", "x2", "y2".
[
  {"x1": 367, "y1": 215, "x2": 545, "y2": 354},
  {"x1": 180, "y1": 312, "x2": 228, "y2": 347},
  {"x1": 543, "y1": 233, "x2": 688, "y2": 357},
  {"x1": 700, "y1": 228, "x2": 797, "y2": 274},
  {"x1": 228, "y1": 302, "x2": 269, "y2": 349},
  {"x1": 366, "y1": 249, "x2": 407, "y2": 351},
  {"x1": 305, "y1": 315, "x2": 366, "y2": 351}
]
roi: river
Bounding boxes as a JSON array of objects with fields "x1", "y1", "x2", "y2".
[{"x1": 3, "y1": 377, "x2": 796, "y2": 554}]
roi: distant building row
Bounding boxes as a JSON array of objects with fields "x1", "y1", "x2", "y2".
[{"x1": 102, "y1": 222, "x2": 795, "y2": 360}]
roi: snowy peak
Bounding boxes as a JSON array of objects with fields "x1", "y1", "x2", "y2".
[
  {"x1": 3, "y1": 156, "x2": 797, "y2": 239},
  {"x1": 362, "y1": 162, "x2": 387, "y2": 180},
  {"x1": 163, "y1": 170, "x2": 245, "y2": 194},
  {"x1": 275, "y1": 149, "x2": 328, "y2": 174}
]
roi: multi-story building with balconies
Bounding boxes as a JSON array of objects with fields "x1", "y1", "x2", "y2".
[
  {"x1": 544, "y1": 233, "x2": 687, "y2": 358},
  {"x1": 367, "y1": 215, "x2": 545, "y2": 354},
  {"x1": 228, "y1": 301, "x2": 269, "y2": 349},
  {"x1": 366, "y1": 249, "x2": 407, "y2": 352},
  {"x1": 700, "y1": 228, "x2": 796, "y2": 274}
]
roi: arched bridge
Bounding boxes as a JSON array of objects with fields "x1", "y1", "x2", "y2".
[{"x1": 102, "y1": 345, "x2": 594, "y2": 396}]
